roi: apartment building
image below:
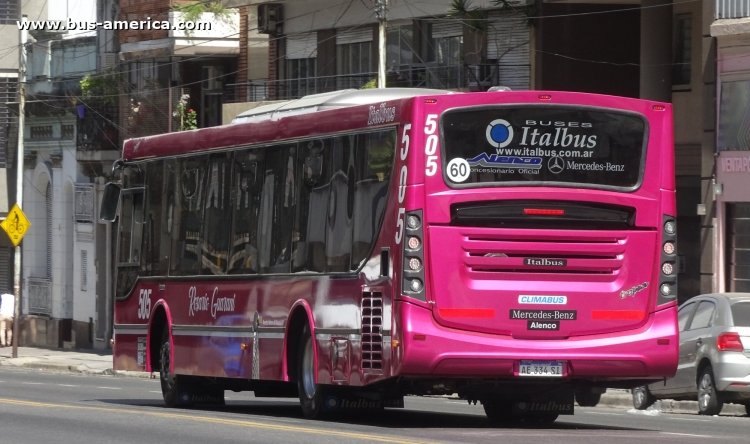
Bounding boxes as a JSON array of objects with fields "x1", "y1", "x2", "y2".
[
  {"x1": 711, "y1": 0, "x2": 750, "y2": 293},
  {"x1": 12, "y1": 0, "x2": 120, "y2": 349},
  {"x1": 226, "y1": 0, "x2": 712, "y2": 301},
  {"x1": 118, "y1": 0, "x2": 240, "y2": 137}
]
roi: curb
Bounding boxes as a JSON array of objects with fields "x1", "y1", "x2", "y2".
[{"x1": 600, "y1": 389, "x2": 748, "y2": 416}]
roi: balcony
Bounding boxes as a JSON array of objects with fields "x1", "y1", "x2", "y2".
[
  {"x1": 716, "y1": 0, "x2": 750, "y2": 19},
  {"x1": 228, "y1": 63, "x2": 516, "y2": 102}
]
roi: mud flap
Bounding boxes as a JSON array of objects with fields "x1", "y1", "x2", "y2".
[{"x1": 512, "y1": 392, "x2": 575, "y2": 416}]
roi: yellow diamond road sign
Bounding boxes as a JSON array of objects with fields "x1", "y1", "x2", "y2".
[{"x1": 1, "y1": 204, "x2": 31, "y2": 247}]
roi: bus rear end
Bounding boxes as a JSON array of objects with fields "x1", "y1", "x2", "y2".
[{"x1": 392, "y1": 91, "x2": 678, "y2": 421}]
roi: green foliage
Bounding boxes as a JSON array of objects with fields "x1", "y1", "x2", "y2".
[
  {"x1": 173, "y1": 93, "x2": 198, "y2": 131},
  {"x1": 449, "y1": 0, "x2": 487, "y2": 32},
  {"x1": 360, "y1": 78, "x2": 378, "y2": 89},
  {"x1": 79, "y1": 70, "x2": 121, "y2": 106},
  {"x1": 173, "y1": 1, "x2": 232, "y2": 25}
]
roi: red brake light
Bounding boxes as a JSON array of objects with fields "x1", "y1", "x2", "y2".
[
  {"x1": 523, "y1": 208, "x2": 565, "y2": 216},
  {"x1": 717, "y1": 332, "x2": 744, "y2": 352}
]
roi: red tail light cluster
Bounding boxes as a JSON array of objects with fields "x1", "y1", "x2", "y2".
[
  {"x1": 717, "y1": 332, "x2": 744, "y2": 352},
  {"x1": 402, "y1": 210, "x2": 426, "y2": 301},
  {"x1": 658, "y1": 215, "x2": 678, "y2": 304}
]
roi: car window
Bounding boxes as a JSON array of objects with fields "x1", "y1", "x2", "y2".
[
  {"x1": 730, "y1": 302, "x2": 750, "y2": 327},
  {"x1": 677, "y1": 302, "x2": 696, "y2": 331},
  {"x1": 689, "y1": 301, "x2": 715, "y2": 330}
]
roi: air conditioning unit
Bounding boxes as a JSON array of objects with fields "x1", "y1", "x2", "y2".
[{"x1": 258, "y1": 3, "x2": 283, "y2": 35}]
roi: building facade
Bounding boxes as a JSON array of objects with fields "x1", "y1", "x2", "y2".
[
  {"x1": 231, "y1": 0, "x2": 716, "y2": 302},
  {"x1": 18, "y1": 0, "x2": 120, "y2": 349},
  {"x1": 711, "y1": 0, "x2": 750, "y2": 293}
]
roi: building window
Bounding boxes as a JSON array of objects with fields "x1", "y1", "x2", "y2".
[
  {"x1": 46, "y1": 183, "x2": 52, "y2": 278},
  {"x1": 0, "y1": 0, "x2": 18, "y2": 24},
  {"x1": 673, "y1": 14, "x2": 691, "y2": 87},
  {"x1": 336, "y1": 41, "x2": 373, "y2": 89},
  {"x1": 285, "y1": 58, "x2": 317, "y2": 98},
  {"x1": 387, "y1": 25, "x2": 414, "y2": 67},
  {"x1": 81, "y1": 250, "x2": 88, "y2": 291},
  {"x1": 718, "y1": 79, "x2": 750, "y2": 151}
]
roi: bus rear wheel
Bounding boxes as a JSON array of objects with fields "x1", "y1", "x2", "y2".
[
  {"x1": 159, "y1": 327, "x2": 190, "y2": 407},
  {"x1": 297, "y1": 325, "x2": 330, "y2": 419}
]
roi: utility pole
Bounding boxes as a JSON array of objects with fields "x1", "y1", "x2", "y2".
[
  {"x1": 375, "y1": 0, "x2": 387, "y2": 88},
  {"x1": 12, "y1": 15, "x2": 28, "y2": 359}
]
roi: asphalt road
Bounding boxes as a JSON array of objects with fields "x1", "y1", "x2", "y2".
[{"x1": 1, "y1": 367, "x2": 748, "y2": 444}]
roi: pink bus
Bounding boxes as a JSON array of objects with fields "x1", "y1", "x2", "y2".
[{"x1": 101, "y1": 88, "x2": 678, "y2": 424}]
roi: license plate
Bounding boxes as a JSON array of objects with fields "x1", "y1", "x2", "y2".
[{"x1": 519, "y1": 360, "x2": 564, "y2": 377}]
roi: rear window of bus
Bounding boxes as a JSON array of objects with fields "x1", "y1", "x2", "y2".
[{"x1": 441, "y1": 106, "x2": 647, "y2": 190}]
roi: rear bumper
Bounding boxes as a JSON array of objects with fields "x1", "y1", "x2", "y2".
[
  {"x1": 714, "y1": 354, "x2": 750, "y2": 395},
  {"x1": 397, "y1": 301, "x2": 677, "y2": 381}
]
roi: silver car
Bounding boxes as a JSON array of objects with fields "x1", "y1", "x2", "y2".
[{"x1": 632, "y1": 293, "x2": 750, "y2": 415}]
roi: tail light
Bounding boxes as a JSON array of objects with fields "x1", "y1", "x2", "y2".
[
  {"x1": 658, "y1": 215, "x2": 678, "y2": 304},
  {"x1": 717, "y1": 332, "x2": 744, "y2": 352},
  {"x1": 402, "y1": 210, "x2": 426, "y2": 301}
]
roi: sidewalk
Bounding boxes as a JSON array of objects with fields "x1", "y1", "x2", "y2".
[
  {"x1": 0, "y1": 345, "x2": 122, "y2": 376},
  {"x1": 0, "y1": 346, "x2": 746, "y2": 416}
]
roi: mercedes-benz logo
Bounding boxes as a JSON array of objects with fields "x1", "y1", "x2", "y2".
[{"x1": 547, "y1": 156, "x2": 565, "y2": 174}]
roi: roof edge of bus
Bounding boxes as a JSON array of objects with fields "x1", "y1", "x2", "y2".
[{"x1": 231, "y1": 87, "x2": 454, "y2": 124}]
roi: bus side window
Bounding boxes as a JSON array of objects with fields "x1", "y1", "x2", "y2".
[
  {"x1": 116, "y1": 187, "x2": 144, "y2": 298},
  {"x1": 351, "y1": 131, "x2": 395, "y2": 270},
  {"x1": 142, "y1": 161, "x2": 165, "y2": 276},
  {"x1": 326, "y1": 136, "x2": 354, "y2": 272},
  {"x1": 171, "y1": 157, "x2": 207, "y2": 275},
  {"x1": 301, "y1": 139, "x2": 332, "y2": 272},
  {"x1": 201, "y1": 153, "x2": 232, "y2": 275},
  {"x1": 229, "y1": 151, "x2": 263, "y2": 274},
  {"x1": 259, "y1": 144, "x2": 296, "y2": 273}
]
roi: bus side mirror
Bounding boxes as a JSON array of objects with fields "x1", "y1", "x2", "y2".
[{"x1": 100, "y1": 182, "x2": 121, "y2": 222}]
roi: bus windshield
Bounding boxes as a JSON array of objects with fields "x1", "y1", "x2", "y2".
[{"x1": 442, "y1": 106, "x2": 646, "y2": 189}]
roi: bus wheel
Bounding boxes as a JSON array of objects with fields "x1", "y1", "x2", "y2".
[
  {"x1": 575, "y1": 388, "x2": 602, "y2": 407},
  {"x1": 159, "y1": 327, "x2": 190, "y2": 407},
  {"x1": 482, "y1": 400, "x2": 513, "y2": 425},
  {"x1": 297, "y1": 325, "x2": 329, "y2": 419}
]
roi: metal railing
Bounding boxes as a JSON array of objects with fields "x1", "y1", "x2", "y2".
[
  {"x1": 74, "y1": 184, "x2": 95, "y2": 223},
  {"x1": 226, "y1": 63, "x2": 521, "y2": 102},
  {"x1": 716, "y1": 0, "x2": 750, "y2": 19},
  {"x1": 27, "y1": 277, "x2": 52, "y2": 316}
]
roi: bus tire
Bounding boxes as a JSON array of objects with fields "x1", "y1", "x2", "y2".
[
  {"x1": 482, "y1": 400, "x2": 513, "y2": 424},
  {"x1": 575, "y1": 388, "x2": 602, "y2": 407},
  {"x1": 697, "y1": 366, "x2": 723, "y2": 416},
  {"x1": 297, "y1": 324, "x2": 329, "y2": 419},
  {"x1": 159, "y1": 327, "x2": 191, "y2": 408}
]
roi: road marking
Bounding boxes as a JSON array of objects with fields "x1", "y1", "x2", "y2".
[
  {"x1": 96, "y1": 387, "x2": 121, "y2": 390},
  {"x1": 58, "y1": 384, "x2": 79, "y2": 388},
  {"x1": 0, "y1": 397, "x2": 434, "y2": 444},
  {"x1": 661, "y1": 432, "x2": 716, "y2": 438},
  {"x1": 667, "y1": 418, "x2": 712, "y2": 422},
  {"x1": 21, "y1": 382, "x2": 43, "y2": 385}
]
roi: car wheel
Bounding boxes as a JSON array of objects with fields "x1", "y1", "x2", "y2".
[
  {"x1": 631, "y1": 386, "x2": 655, "y2": 410},
  {"x1": 745, "y1": 402, "x2": 750, "y2": 417},
  {"x1": 697, "y1": 366, "x2": 723, "y2": 415},
  {"x1": 297, "y1": 324, "x2": 330, "y2": 419}
]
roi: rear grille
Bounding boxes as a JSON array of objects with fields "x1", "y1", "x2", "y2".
[
  {"x1": 361, "y1": 291, "x2": 383, "y2": 373},
  {"x1": 464, "y1": 231, "x2": 626, "y2": 276}
]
